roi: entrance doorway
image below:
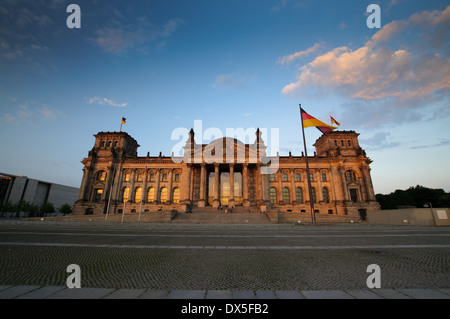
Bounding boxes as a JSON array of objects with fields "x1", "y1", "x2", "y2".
[{"x1": 207, "y1": 172, "x2": 243, "y2": 206}]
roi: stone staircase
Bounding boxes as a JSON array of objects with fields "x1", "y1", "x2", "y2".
[
  {"x1": 22, "y1": 207, "x2": 359, "y2": 225},
  {"x1": 22, "y1": 210, "x2": 174, "y2": 223},
  {"x1": 171, "y1": 206, "x2": 272, "y2": 224}
]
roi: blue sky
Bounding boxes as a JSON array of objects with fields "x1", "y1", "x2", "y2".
[{"x1": 0, "y1": 0, "x2": 449, "y2": 194}]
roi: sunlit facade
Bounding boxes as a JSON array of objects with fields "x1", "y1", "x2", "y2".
[{"x1": 73, "y1": 129, "x2": 380, "y2": 220}]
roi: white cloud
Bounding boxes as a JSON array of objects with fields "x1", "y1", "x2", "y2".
[
  {"x1": 88, "y1": 97, "x2": 128, "y2": 108},
  {"x1": 93, "y1": 28, "x2": 141, "y2": 55},
  {"x1": 277, "y1": 43, "x2": 323, "y2": 65},
  {"x1": 39, "y1": 105, "x2": 57, "y2": 119},
  {"x1": 280, "y1": 6, "x2": 450, "y2": 127},
  {"x1": 2, "y1": 113, "x2": 16, "y2": 122}
]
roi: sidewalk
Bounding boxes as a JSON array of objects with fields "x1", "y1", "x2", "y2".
[{"x1": 1, "y1": 285, "x2": 450, "y2": 299}]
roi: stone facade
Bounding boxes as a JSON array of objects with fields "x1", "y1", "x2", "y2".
[{"x1": 73, "y1": 129, "x2": 380, "y2": 221}]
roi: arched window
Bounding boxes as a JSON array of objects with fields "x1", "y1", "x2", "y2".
[
  {"x1": 269, "y1": 187, "x2": 277, "y2": 204},
  {"x1": 122, "y1": 187, "x2": 130, "y2": 203},
  {"x1": 322, "y1": 187, "x2": 329, "y2": 203},
  {"x1": 123, "y1": 172, "x2": 130, "y2": 182},
  {"x1": 96, "y1": 171, "x2": 107, "y2": 181},
  {"x1": 135, "y1": 187, "x2": 142, "y2": 203},
  {"x1": 147, "y1": 187, "x2": 155, "y2": 203},
  {"x1": 160, "y1": 187, "x2": 168, "y2": 203},
  {"x1": 296, "y1": 187, "x2": 303, "y2": 203},
  {"x1": 311, "y1": 187, "x2": 316, "y2": 203},
  {"x1": 282, "y1": 187, "x2": 290, "y2": 204},
  {"x1": 346, "y1": 170, "x2": 357, "y2": 182},
  {"x1": 173, "y1": 188, "x2": 180, "y2": 204}
]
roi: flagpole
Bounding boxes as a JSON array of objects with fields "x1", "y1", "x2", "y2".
[{"x1": 300, "y1": 104, "x2": 316, "y2": 225}]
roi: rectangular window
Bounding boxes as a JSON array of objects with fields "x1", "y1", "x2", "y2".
[
  {"x1": 282, "y1": 173, "x2": 288, "y2": 182},
  {"x1": 149, "y1": 174, "x2": 155, "y2": 182},
  {"x1": 174, "y1": 173, "x2": 180, "y2": 182},
  {"x1": 322, "y1": 173, "x2": 327, "y2": 181},
  {"x1": 162, "y1": 174, "x2": 167, "y2": 182},
  {"x1": 296, "y1": 173, "x2": 301, "y2": 182},
  {"x1": 137, "y1": 174, "x2": 143, "y2": 182},
  {"x1": 269, "y1": 174, "x2": 276, "y2": 182},
  {"x1": 94, "y1": 189, "x2": 103, "y2": 202},
  {"x1": 309, "y1": 173, "x2": 314, "y2": 182}
]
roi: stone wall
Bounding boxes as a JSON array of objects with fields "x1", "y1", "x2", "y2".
[{"x1": 367, "y1": 208, "x2": 450, "y2": 226}]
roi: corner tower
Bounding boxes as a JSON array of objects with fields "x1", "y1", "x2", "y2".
[{"x1": 73, "y1": 132, "x2": 140, "y2": 215}]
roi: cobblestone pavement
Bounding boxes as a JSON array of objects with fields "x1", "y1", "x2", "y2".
[{"x1": 0, "y1": 220, "x2": 449, "y2": 299}]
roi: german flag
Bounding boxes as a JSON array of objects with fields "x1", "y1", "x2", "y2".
[
  {"x1": 331, "y1": 116, "x2": 341, "y2": 126},
  {"x1": 121, "y1": 117, "x2": 126, "y2": 125},
  {"x1": 301, "y1": 107, "x2": 337, "y2": 135}
]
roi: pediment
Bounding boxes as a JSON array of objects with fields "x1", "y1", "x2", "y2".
[{"x1": 184, "y1": 137, "x2": 265, "y2": 164}]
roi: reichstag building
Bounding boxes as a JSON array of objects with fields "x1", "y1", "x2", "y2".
[{"x1": 73, "y1": 128, "x2": 380, "y2": 222}]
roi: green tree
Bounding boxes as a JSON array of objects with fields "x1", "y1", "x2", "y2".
[
  {"x1": 39, "y1": 202, "x2": 55, "y2": 217},
  {"x1": 22, "y1": 201, "x2": 39, "y2": 218},
  {"x1": 376, "y1": 185, "x2": 450, "y2": 210},
  {"x1": 58, "y1": 203, "x2": 72, "y2": 216}
]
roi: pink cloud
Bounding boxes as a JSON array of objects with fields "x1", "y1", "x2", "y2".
[{"x1": 281, "y1": 6, "x2": 450, "y2": 105}]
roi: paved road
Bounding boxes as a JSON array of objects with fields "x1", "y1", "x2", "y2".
[{"x1": 0, "y1": 220, "x2": 449, "y2": 299}]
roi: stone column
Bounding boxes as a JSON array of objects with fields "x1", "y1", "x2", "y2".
[
  {"x1": 278, "y1": 171, "x2": 283, "y2": 204},
  {"x1": 242, "y1": 164, "x2": 249, "y2": 207},
  {"x1": 213, "y1": 164, "x2": 220, "y2": 208},
  {"x1": 290, "y1": 169, "x2": 296, "y2": 204},
  {"x1": 129, "y1": 169, "x2": 136, "y2": 203},
  {"x1": 361, "y1": 164, "x2": 376, "y2": 201},
  {"x1": 229, "y1": 164, "x2": 235, "y2": 207},
  {"x1": 304, "y1": 169, "x2": 311, "y2": 203},
  {"x1": 338, "y1": 166, "x2": 349, "y2": 201},
  {"x1": 155, "y1": 169, "x2": 161, "y2": 203},
  {"x1": 183, "y1": 165, "x2": 192, "y2": 204},
  {"x1": 189, "y1": 167, "x2": 195, "y2": 202},
  {"x1": 110, "y1": 163, "x2": 122, "y2": 207},
  {"x1": 82, "y1": 167, "x2": 94, "y2": 201},
  {"x1": 198, "y1": 164, "x2": 206, "y2": 207},
  {"x1": 317, "y1": 170, "x2": 323, "y2": 204},
  {"x1": 102, "y1": 165, "x2": 114, "y2": 201},
  {"x1": 142, "y1": 168, "x2": 148, "y2": 203},
  {"x1": 78, "y1": 167, "x2": 89, "y2": 201},
  {"x1": 255, "y1": 165, "x2": 260, "y2": 204},
  {"x1": 168, "y1": 169, "x2": 173, "y2": 203}
]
